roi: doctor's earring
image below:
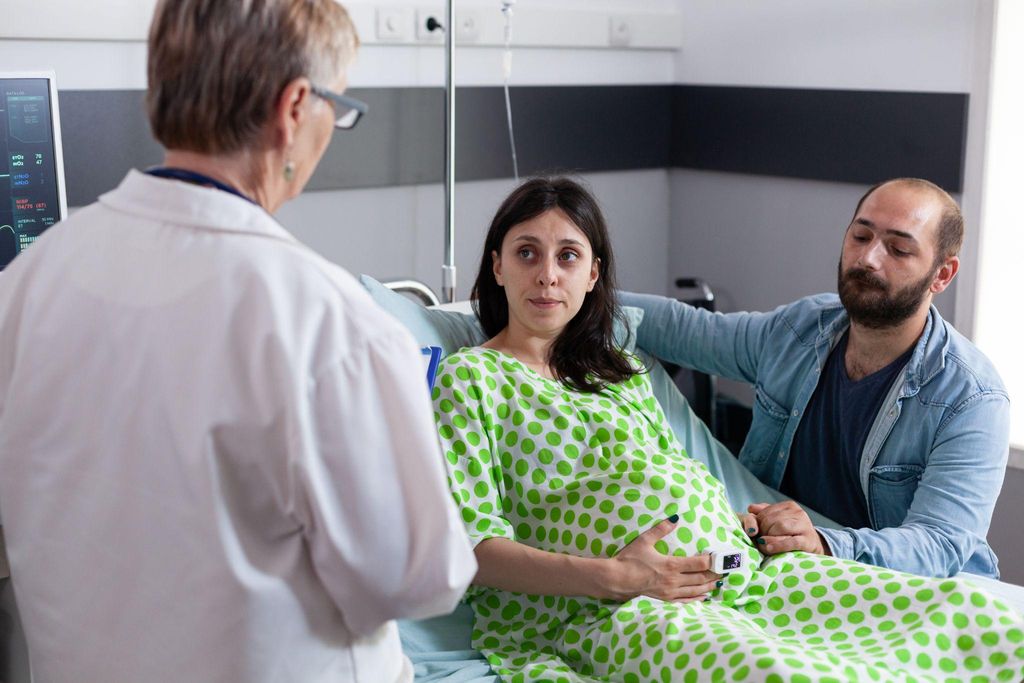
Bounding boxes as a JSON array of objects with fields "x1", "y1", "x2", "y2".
[{"x1": 283, "y1": 160, "x2": 296, "y2": 182}]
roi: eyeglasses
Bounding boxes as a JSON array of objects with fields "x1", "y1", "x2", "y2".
[{"x1": 311, "y1": 86, "x2": 367, "y2": 130}]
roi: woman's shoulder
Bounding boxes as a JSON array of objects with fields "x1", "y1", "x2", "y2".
[
  {"x1": 441, "y1": 345, "x2": 495, "y2": 366},
  {"x1": 600, "y1": 355, "x2": 654, "y2": 396},
  {"x1": 436, "y1": 346, "x2": 503, "y2": 380}
]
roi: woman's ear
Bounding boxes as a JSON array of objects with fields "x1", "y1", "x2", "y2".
[
  {"x1": 491, "y1": 249, "x2": 504, "y2": 286},
  {"x1": 273, "y1": 77, "x2": 313, "y2": 149},
  {"x1": 587, "y1": 257, "x2": 600, "y2": 292}
]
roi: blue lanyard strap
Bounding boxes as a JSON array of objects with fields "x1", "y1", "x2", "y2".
[{"x1": 145, "y1": 167, "x2": 258, "y2": 206}]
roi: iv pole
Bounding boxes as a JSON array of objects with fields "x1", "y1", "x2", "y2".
[{"x1": 441, "y1": 0, "x2": 457, "y2": 303}]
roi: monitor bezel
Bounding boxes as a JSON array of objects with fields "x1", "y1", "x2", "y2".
[{"x1": 0, "y1": 70, "x2": 69, "y2": 224}]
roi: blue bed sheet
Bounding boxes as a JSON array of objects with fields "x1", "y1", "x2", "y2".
[{"x1": 401, "y1": 604, "x2": 497, "y2": 682}]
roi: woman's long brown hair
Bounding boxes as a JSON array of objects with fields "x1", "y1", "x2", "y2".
[{"x1": 471, "y1": 177, "x2": 636, "y2": 392}]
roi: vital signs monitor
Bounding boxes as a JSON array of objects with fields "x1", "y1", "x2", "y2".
[{"x1": 0, "y1": 72, "x2": 68, "y2": 271}]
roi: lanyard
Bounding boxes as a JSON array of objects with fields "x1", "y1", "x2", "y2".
[{"x1": 145, "y1": 167, "x2": 259, "y2": 207}]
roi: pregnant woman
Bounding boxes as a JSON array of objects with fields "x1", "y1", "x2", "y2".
[{"x1": 433, "y1": 176, "x2": 1023, "y2": 681}]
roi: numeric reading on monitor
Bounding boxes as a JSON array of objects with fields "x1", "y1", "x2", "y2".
[{"x1": 1, "y1": 78, "x2": 62, "y2": 270}]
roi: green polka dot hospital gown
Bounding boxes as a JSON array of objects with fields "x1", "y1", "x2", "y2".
[{"x1": 433, "y1": 348, "x2": 1024, "y2": 682}]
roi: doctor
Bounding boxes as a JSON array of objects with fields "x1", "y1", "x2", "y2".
[
  {"x1": 623, "y1": 178, "x2": 1009, "y2": 579},
  {"x1": 0, "y1": 1, "x2": 474, "y2": 682}
]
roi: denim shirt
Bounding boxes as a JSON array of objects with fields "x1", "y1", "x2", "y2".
[{"x1": 621, "y1": 291, "x2": 1010, "y2": 579}]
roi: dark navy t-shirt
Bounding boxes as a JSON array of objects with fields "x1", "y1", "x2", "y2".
[{"x1": 780, "y1": 332, "x2": 914, "y2": 529}]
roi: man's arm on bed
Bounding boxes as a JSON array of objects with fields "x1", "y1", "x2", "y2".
[
  {"x1": 619, "y1": 291, "x2": 777, "y2": 384},
  {"x1": 817, "y1": 392, "x2": 1009, "y2": 578}
]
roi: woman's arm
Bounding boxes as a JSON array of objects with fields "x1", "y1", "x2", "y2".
[{"x1": 473, "y1": 517, "x2": 721, "y2": 603}]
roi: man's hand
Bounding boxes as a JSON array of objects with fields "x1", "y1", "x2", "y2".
[
  {"x1": 603, "y1": 516, "x2": 721, "y2": 603},
  {"x1": 746, "y1": 502, "x2": 831, "y2": 556}
]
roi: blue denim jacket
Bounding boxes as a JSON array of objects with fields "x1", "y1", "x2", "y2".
[{"x1": 621, "y1": 292, "x2": 1009, "y2": 578}]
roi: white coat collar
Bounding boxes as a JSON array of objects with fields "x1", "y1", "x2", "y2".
[{"x1": 99, "y1": 169, "x2": 299, "y2": 245}]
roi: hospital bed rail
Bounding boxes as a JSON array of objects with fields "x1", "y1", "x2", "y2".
[{"x1": 383, "y1": 279, "x2": 441, "y2": 307}]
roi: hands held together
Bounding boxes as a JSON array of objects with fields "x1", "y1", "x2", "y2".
[
  {"x1": 738, "y1": 501, "x2": 831, "y2": 557},
  {"x1": 602, "y1": 500, "x2": 830, "y2": 604}
]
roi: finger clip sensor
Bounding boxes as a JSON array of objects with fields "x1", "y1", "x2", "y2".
[{"x1": 708, "y1": 547, "x2": 744, "y2": 573}]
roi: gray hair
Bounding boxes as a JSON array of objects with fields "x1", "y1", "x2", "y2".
[{"x1": 146, "y1": 0, "x2": 358, "y2": 154}]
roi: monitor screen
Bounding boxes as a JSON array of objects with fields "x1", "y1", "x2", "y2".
[{"x1": 0, "y1": 73, "x2": 68, "y2": 271}]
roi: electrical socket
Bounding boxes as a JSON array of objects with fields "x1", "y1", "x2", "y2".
[
  {"x1": 609, "y1": 15, "x2": 631, "y2": 47},
  {"x1": 416, "y1": 8, "x2": 445, "y2": 43},
  {"x1": 376, "y1": 7, "x2": 412, "y2": 42},
  {"x1": 454, "y1": 8, "x2": 481, "y2": 44}
]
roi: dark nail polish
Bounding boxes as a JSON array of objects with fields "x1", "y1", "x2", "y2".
[
  {"x1": 703, "y1": 596, "x2": 711, "y2": 602},
  {"x1": 716, "y1": 580, "x2": 723, "y2": 587},
  {"x1": 756, "y1": 537, "x2": 766, "y2": 545},
  {"x1": 747, "y1": 527, "x2": 756, "y2": 534},
  {"x1": 667, "y1": 514, "x2": 679, "y2": 523}
]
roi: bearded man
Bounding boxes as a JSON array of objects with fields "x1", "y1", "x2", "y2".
[{"x1": 622, "y1": 178, "x2": 1009, "y2": 578}]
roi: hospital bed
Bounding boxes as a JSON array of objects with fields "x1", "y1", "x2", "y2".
[{"x1": 361, "y1": 275, "x2": 1024, "y2": 683}]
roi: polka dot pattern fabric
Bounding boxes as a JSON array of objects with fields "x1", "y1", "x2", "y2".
[{"x1": 433, "y1": 348, "x2": 1024, "y2": 682}]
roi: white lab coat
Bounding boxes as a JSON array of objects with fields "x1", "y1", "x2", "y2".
[{"x1": 0, "y1": 171, "x2": 476, "y2": 682}]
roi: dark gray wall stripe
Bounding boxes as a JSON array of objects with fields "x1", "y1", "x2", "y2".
[
  {"x1": 672, "y1": 85, "x2": 968, "y2": 191},
  {"x1": 59, "y1": 88, "x2": 449, "y2": 206},
  {"x1": 308, "y1": 88, "x2": 445, "y2": 190},
  {"x1": 58, "y1": 84, "x2": 966, "y2": 207},
  {"x1": 59, "y1": 91, "x2": 164, "y2": 207},
  {"x1": 456, "y1": 85, "x2": 673, "y2": 180}
]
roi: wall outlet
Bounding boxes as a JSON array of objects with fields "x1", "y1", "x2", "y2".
[
  {"x1": 454, "y1": 8, "x2": 482, "y2": 44},
  {"x1": 609, "y1": 15, "x2": 631, "y2": 47},
  {"x1": 376, "y1": 7, "x2": 412, "y2": 42},
  {"x1": 416, "y1": 8, "x2": 446, "y2": 43}
]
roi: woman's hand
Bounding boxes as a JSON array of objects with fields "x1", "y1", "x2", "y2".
[
  {"x1": 737, "y1": 509, "x2": 759, "y2": 540},
  {"x1": 602, "y1": 516, "x2": 721, "y2": 603}
]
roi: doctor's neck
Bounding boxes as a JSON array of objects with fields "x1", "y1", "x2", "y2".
[{"x1": 161, "y1": 149, "x2": 274, "y2": 211}]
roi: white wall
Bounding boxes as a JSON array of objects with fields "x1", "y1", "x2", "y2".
[
  {"x1": 973, "y1": 0, "x2": 1024, "y2": 448},
  {"x1": 0, "y1": 0, "x2": 679, "y2": 300},
  {"x1": 670, "y1": 0, "x2": 992, "y2": 329},
  {"x1": 675, "y1": 0, "x2": 977, "y2": 92},
  {"x1": 277, "y1": 169, "x2": 670, "y2": 300},
  {"x1": 275, "y1": 1, "x2": 679, "y2": 298},
  {"x1": 0, "y1": 0, "x2": 681, "y2": 89},
  {"x1": 669, "y1": 0, "x2": 990, "y2": 402},
  {"x1": 665, "y1": 1, "x2": 1001, "y2": 396},
  {"x1": 668, "y1": 170, "x2": 876, "y2": 314}
]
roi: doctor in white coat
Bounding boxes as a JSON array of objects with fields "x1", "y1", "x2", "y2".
[{"x1": 0, "y1": 1, "x2": 475, "y2": 681}]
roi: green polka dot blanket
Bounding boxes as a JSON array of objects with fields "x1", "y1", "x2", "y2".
[{"x1": 433, "y1": 348, "x2": 1024, "y2": 682}]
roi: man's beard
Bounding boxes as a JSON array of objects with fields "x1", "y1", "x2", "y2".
[{"x1": 837, "y1": 260, "x2": 935, "y2": 329}]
